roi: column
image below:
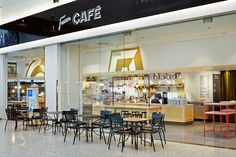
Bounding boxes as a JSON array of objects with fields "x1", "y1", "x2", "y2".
[
  {"x1": 0, "y1": 54, "x2": 7, "y2": 119},
  {"x1": 17, "y1": 81, "x2": 21, "y2": 101},
  {"x1": 45, "y1": 44, "x2": 61, "y2": 112}
]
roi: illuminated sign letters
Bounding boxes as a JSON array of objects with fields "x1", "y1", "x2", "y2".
[{"x1": 58, "y1": 5, "x2": 102, "y2": 31}]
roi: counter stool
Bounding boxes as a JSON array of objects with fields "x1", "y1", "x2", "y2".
[{"x1": 121, "y1": 111, "x2": 129, "y2": 117}]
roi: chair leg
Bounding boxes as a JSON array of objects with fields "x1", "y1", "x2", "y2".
[
  {"x1": 108, "y1": 131, "x2": 112, "y2": 150},
  {"x1": 151, "y1": 133, "x2": 156, "y2": 152},
  {"x1": 144, "y1": 133, "x2": 146, "y2": 147},
  {"x1": 91, "y1": 128, "x2": 93, "y2": 142},
  {"x1": 158, "y1": 131, "x2": 164, "y2": 149},
  {"x1": 111, "y1": 132, "x2": 116, "y2": 142},
  {"x1": 162, "y1": 128, "x2": 166, "y2": 144},
  {"x1": 14, "y1": 119, "x2": 17, "y2": 131},
  {"x1": 31, "y1": 119, "x2": 34, "y2": 130},
  {"x1": 121, "y1": 134, "x2": 124, "y2": 152},
  {"x1": 102, "y1": 128, "x2": 106, "y2": 144},
  {"x1": 118, "y1": 134, "x2": 121, "y2": 147},
  {"x1": 23, "y1": 120, "x2": 25, "y2": 130},
  {"x1": 78, "y1": 127, "x2": 81, "y2": 141},
  {"x1": 64, "y1": 128, "x2": 68, "y2": 143},
  {"x1": 4, "y1": 119, "x2": 8, "y2": 131},
  {"x1": 99, "y1": 128, "x2": 102, "y2": 140},
  {"x1": 73, "y1": 128, "x2": 78, "y2": 145},
  {"x1": 39, "y1": 120, "x2": 42, "y2": 132}
]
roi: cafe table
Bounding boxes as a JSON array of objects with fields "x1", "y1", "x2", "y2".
[
  {"x1": 42, "y1": 111, "x2": 63, "y2": 133},
  {"x1": 77, "y1": 114, "x2": 101, "y2": 142},
  {"x1": 123, "y1": 117, "x2": 149, "y2": 150}
]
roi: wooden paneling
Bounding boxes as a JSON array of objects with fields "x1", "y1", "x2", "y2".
[{"x1": 162, "y1": 104, "x2": 194, "y2": 123}]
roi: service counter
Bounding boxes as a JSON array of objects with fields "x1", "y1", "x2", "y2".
[
  {"x1": 161, "y1": 104, "x2": 194, "y2": 123},
  {"x1": 104, "y1": 103, "x2": 194, "y2": 123},
  {"x1": 8, "y1": 101, "x2": 27, "y2": 106}
]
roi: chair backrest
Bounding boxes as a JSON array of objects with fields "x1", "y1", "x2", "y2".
[
  {"x1": 100, "y1": 110, "x2": 112, "y2": 116},
  {"x1": 33, "y1": 108, "x2": 41, "y2": 113},
  {"x1": 111, "y1": 112, "x2": 121, "y2": 118},
  {"x1": 100, "y1": 110, "x2": 112, "y2": 119},
  {"x1": 16, "y1": 106, "x2": 29, "y2": 116},
  {"x1": 17, "y1": 106, "x2": 29, "y2": 111},
  {"x1": 152, "y1": 112, "x2": 165, "y2": 126},
  {"x1": 5, "y1": 108, "x2": 17, "y2": 119},
  {"x1": 111, "y1": 116, "x2": 123, "y2": 126},
  {"x1": 70, "y1": 108, "x2": 78, "y2": 112},
  {"x1": 64, "y1": 111, "x2": 78, "y2": 121}
]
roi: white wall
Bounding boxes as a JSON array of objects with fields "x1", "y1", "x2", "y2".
[
  {"x1": 80, "y1": 47, "x2": 111, "y2": 74},
  {"x1": 0, "y1": 0, "x2": 75, "y2": 24},
  {"x1": 77, "y1": 34, "x2": 236, "y2": 74},
  {"x1": 184, "y1": 72, "x2": 213, "y2": 102},
  {"x1": 0, "y1": 8, "x2": 2, "y2": 21},
  {"x1": 141, "y1": 34, "x2": 236, "y2": 70},
  {"x1": 45, "y1": 44, "x2": 60, "y2": 111},
  {"x1": 0, "y1": 0, "x2": 2, "y2": 20}
]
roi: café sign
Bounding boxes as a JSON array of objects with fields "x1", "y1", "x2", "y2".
[{"x1": 58, "y1": 5, "x2": 102, "y2": 31}]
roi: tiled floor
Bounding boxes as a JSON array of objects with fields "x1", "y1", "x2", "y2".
[
  {"x1": 1, "y1": 120, "x2": 236, "y2": 157},
  {"x1": 166, "y1": 121, "x2": 236, "y2": 149}
]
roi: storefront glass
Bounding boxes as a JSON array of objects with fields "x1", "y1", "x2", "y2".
[
  {"x1": 59, "y1": 13, "x2": 236, "y2": 149},
  {"x1": 60, "y1": 33, "x2": 127, "y2": 114},
  {"x1": 6, "y1": 48, "x2": 46, "y2": 110}
]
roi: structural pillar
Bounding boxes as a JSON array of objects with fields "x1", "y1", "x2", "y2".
[
  {"x1": 0, "y1": 54, "x2": 7, "y2": 119},
  {"x1": 45, "y1": 44, "x2": 61, "y2": 112}
]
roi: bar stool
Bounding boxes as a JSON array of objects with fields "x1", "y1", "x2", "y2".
[
  {"x1": 121, "y1": 111, "x2": 129, "y2": 117},
  {"x1": 141, "y1": 112, "x2": 147, "y2": 118},
  {"x1": 131, "y1": 111, "x2": 141, "y2": 117}
]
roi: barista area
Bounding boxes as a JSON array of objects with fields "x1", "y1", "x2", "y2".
[{"x1": 83, "y1": 71, "x2": 213, "y2": 124}]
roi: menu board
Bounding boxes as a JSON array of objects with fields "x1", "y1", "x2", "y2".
[{"x1": 27, "y1": 88, "x2": 39, "y2": 110}]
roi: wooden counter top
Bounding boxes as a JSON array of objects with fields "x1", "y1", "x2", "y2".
[
  {"x1": 105, "y1": 105, "x2": 162, "y2": 110},
  {"x1": 105, "y1": 104, "x2": 162, "y2": 118}
]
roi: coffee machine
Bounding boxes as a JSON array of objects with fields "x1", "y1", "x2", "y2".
[{"x1": 162, "y1": 92, "x2": 168, "y2": 104}]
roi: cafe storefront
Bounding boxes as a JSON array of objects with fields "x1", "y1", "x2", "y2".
[{"x1": 1, "y1": 0, "x2": 236, "y2": 148}]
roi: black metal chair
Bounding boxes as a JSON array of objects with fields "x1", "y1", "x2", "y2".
[
  {"x1": 91, "y1": 110, "x2": 112, "y2": 143},
  {"x1": 63, "y1": 111, "x2": 86, "y2": 144},
  {"x1": 4, "y1": 108, "x2": 17, "y2": 131},
  {"x1": 139, "y1": 112, "x2": 166, "y2": 151},
  {"x1": 5, "y1": 107, "x2": 30, "y2": 131},
  {"x1": 31, "y1": 108, "x2": 47, "y2": 130},
  {"x1": 16, "y1": 106, "x2": 30, "y2": 130},
  {"x1": 107, "y1": 115, "x2": 131, "y2": 152}
]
